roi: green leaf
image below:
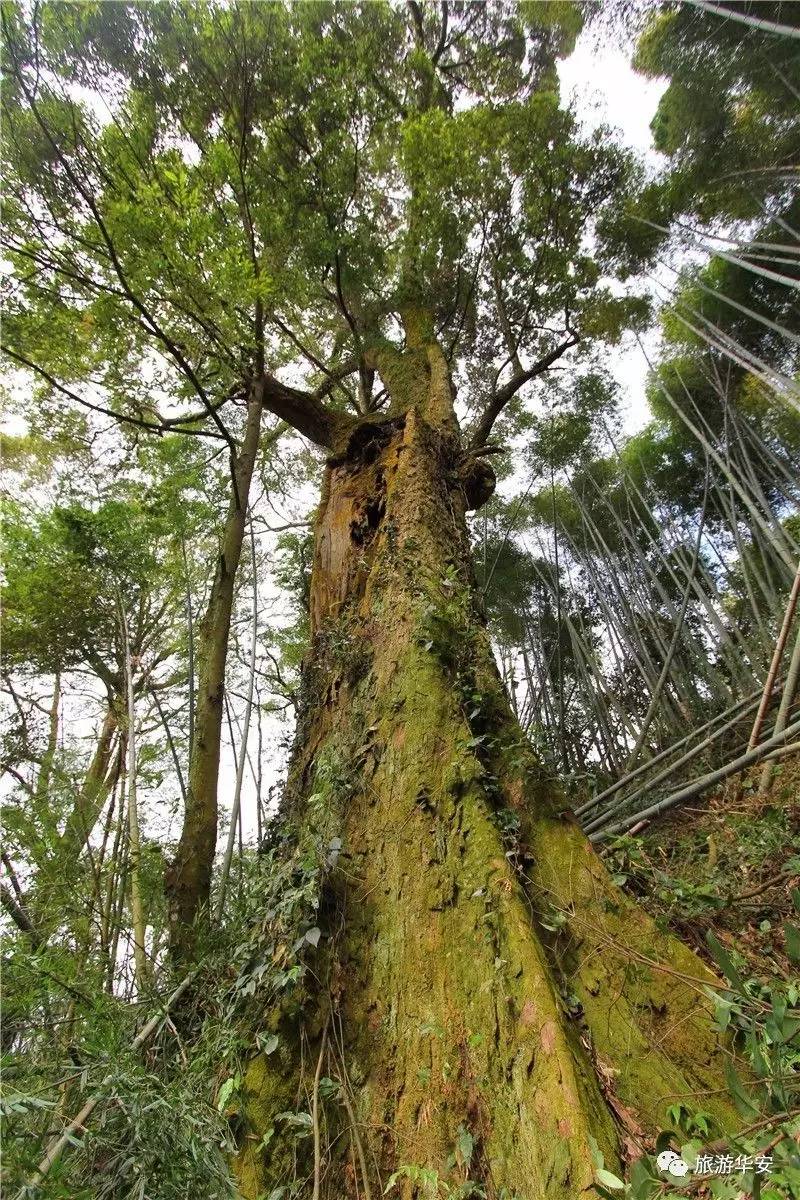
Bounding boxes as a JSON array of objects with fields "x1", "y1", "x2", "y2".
[
  {"x1": 595, "y1": 1169, "x2": 625, "y2": 1190},
  {"x1": 712, "y1": 996, "x2": 733, "y2": 1032},
  {"x1": 216, "y1": 1076, "x2": 237, "y2": 1112},
  {"x1": 260, "y1": 1033, "x2": 279, "y2": 1055},
  {"x1": 784, "y1": 922, "x2": 800, "y2": 964},
  {"x1": 724, "y1": 1058, "x2": 759, "y2": 1117},
  {"x1": 629, "y1": 1156, "x2": 656, "y2": 1193},
  {"x1": 588, "y1": 1134, "x2": 605, "y2": 1170},
  {"x1": 456, "y1": 1123, "x2": 475, "y2": 1167},
  {"x1": 705, "y1": 932, "x2": 744, "y2": 990},
  {"x1": 276, "y1": 1110, "x2": 314, "y2": 1137}
]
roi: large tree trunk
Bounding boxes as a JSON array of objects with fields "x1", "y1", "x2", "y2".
[{"x1": 234, "y1": 336, "x2": 742, "y2": 1199}]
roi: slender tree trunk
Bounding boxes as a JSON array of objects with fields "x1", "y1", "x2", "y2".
[
  {"x1": 181, "y1": 533, "x2": 196, "y2": 763},
  {"x1": 59, "y1": 703, "x2": 120, "y2": 857},
  {"x1": 119, "y1": 596, "x2": 148, "y2": 991},
  {"x1": 165, "y1": 390, "x2": 264, "y2": 954},
  {"x1": 234, "y1": 330, "x2": 742, "y2": 1200},
  {"x1": 34, "y1": 673, "x2": 61, "y2": 806},
  {"x1": 215, "y1": 517, "x2": 258, "y2": 920}
]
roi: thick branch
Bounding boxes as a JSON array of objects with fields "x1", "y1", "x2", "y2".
[
  {"x1": 433, "y1": 1, "x2": 449, "y2": 63},
  {"x1": 469, "y1": 333, "x2": 579, "y2": 450},
  {"x1": 261, "y1": 372, "x2": 353, "y2": 449},
  {"x1": 407, "y1": 0, "x2": 425, "y2": 46},
  {"x1": 1, "y1": 881, "x2": 42, "y2": 948}
]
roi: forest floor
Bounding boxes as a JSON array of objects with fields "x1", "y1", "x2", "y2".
[
  {"x1": 598, "y1": 755, "x2": 800, "y2": 1198},
  {"x1": 602, "y1": 752, "x2": 800, "y2": 986}
]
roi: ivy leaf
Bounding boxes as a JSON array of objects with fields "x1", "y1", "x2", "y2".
[
  {"x1": 595, "y1": 1168, "x2": 625, "y2": 1189},
  {"x1": 305, "y1": 926, "x2": 322, "y2": 948},
  {"x1": 259, "y1": 1033, "x2": 279, "y2": 1055},
  {"x1": 216, "y1": 1076, "x2": 237, "y2": 1113},
  {"x1": 456, "y1": 1123, "x2": 475, "y2": 1167},
  {"x1": 276, "y1": 1110, "x2": 314, "y2": 1137},
  {"x1": 655, "y1": 1130, "x2": 676, "y2": 1154}
]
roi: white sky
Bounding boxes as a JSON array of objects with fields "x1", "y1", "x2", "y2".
[{"x1": 558, "y1": 32, "x2": 669, "y2": 433}]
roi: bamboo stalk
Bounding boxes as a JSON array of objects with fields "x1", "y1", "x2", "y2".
[
  {"x1": 118, "y1": 595, "x2": 148, "y2": 993},
  {"x1": 21, "y1": 970, "x2": 199, "y2": 1194},
  {"x1": 758, "y1": 620, "x2": 800, "y2": 797},
  {"x1": 591, "y1": 717, "x2": 800, "y2": 841},
  {"x1": 747, "y1": 560, "x2": 800, "y2": 750}
]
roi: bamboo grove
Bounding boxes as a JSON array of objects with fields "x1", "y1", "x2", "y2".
[{"x1": 1, "y1": 3, "x2": 799, "y2": 1200}]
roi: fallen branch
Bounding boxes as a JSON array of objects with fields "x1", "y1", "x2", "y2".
[
  {"x1": 575, "y1": 689, "x2": 762, "y2": 819},
  {"x1": 583, "y1": 696, "x2": 767, "y2": 833}
]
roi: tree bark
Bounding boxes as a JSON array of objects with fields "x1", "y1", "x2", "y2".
[
  {"x1": 215, "y1": 517, "x2": 258, "y2": 920},
  {"x1": 59, "y1": 703, "x2": 120, "y2": 858},
  {"x1": 165, "y1": 391, "x2": 264, "y2": 954},
  {"x1": 119, "y1": 595, "x2": 148, "y2": 991},
  {"x1": 233, "y1": 332, "x2": 743, "y2": 1200}
]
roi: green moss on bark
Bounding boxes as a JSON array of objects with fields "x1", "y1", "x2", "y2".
[{"x1": 234, "y1": 396, "x2": 743, "y2": 1199}]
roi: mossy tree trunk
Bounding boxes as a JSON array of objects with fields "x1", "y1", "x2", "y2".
[{"x1": 235, "y1": 328, "x2": 742, "y2": 1200}]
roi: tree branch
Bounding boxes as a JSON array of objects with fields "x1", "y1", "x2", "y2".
[
  {"x1": 432, "y1": 2, "x2": 449, "y2": 64},
  {"x1": 469, "y1": 332, "x2": 579, "y2": 450},
  {"x1": 260, "y1": 372, "x2": 353, "y2": 450},
  {"x1": 1, "y1": 881, "x2": 42, "y2": 948},
  {"x1": 1, "y1": 345, "x2": 231, "y2": 441},
  {"x1": 407, "y1": 0, "x2": 425, "y2": 46}
]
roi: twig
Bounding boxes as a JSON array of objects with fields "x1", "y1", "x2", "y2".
[
  {"x1": 312, "y1": 1022, "x2": 329, "y2": 1200},
  {"x1": 334, "y1": 1017, "x2": 373, "y2": 1200}
]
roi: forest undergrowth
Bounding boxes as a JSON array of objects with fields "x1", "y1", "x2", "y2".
[{"x1": 592, "y1": 753, "x2": 800, "y2": 1200}]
